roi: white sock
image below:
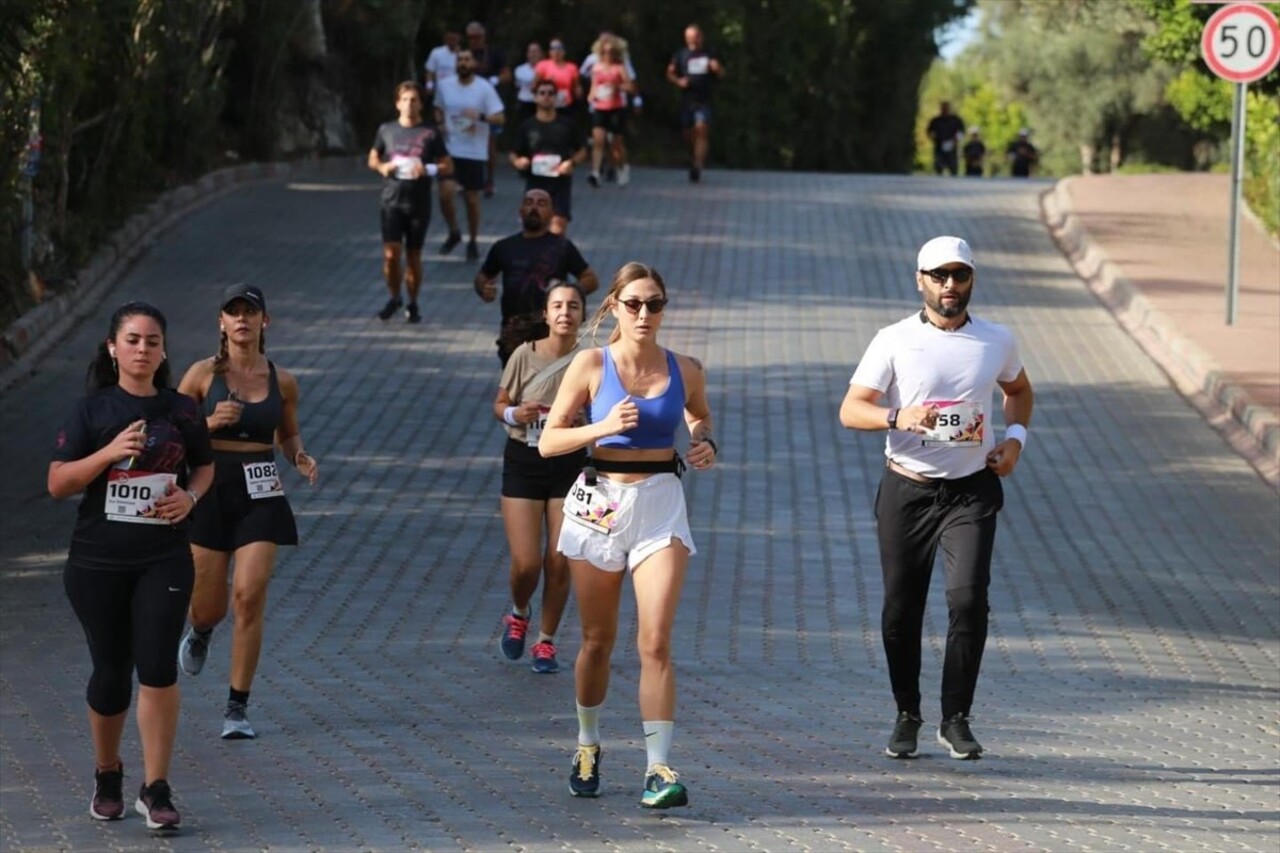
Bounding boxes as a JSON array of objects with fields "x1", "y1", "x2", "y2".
[
  {"x1": 577, "y1": 702, "x2": 603, "y2": 746},
  {"x1": 512, "y1": 604, "x2": 530, "y2": 619},
  {"x1": 643, "y1": 720, "x2": 674, "y2": 770},
  {"x1": 537, "y1": 632, "x2": 555, "y2": 644}
]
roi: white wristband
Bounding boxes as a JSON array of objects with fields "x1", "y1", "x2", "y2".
[
  {"x1": 425, "y1": 163, "x2": 439, "y2": 177},
  {"x1": 632, "y1": 95, "x2": 643, "y2": 108},
  {"x1": 503, "y1": 406, "x2": 520, "y2": 427},
  {"x1": 1006, "y1": 424, "x2": 1028, "y2": 449}
]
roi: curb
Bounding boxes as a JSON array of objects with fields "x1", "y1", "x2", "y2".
[
  {"x1": 1042, "y1": 176, "x2": 1279, "y2": 491},
  {"x1": 0, "y1": 157, "x2": 363, "y2": 395}
]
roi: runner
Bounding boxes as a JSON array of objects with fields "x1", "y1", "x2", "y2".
[
  {"x1": 586, "y1": 39, "x2": 635, "y2": 188},
  {"x1": 539, "y1": 261, "x2": 717, "y2": 809},
  {"x1": 666, "y1": 24, "x2": 724, "y2": 183},
  {"x1": 493, "y1": 281, "x2": 589, "y2": 674},
  {"x1": 435, "y1": 48, "x2": 505, "y2": 261},
  {"x1": 513, "y1": 41, "x2": 544, "y2": 126},
  {"x1": 510, "y1": 80, "x2": 587, "y2": 235},
  {"x1": 368, "y1": 81, "x2": 452, "y2": 323},
  {"x1": 839, "y1": 236, "x2": 1033, "y2": 761},
  {"x1": 176, "y1": 284, "x2": 319, "y2": 742},
  {"x1": 422, "y1": 28, "x2": 460, "y2": 97},
  {"x1": 49, "y1": 301, "x2": 214, "y2": 831},
  {"x1": 534, "y1": 38, "x2": 582, "y2": 121}
]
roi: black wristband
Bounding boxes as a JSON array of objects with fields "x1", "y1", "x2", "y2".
[
  {"x1": 703, "y1": 437, "x2": 718, "y2": 455},
  {"x1": 887, "y1": 408, "x2": 899, "y2": 430}
]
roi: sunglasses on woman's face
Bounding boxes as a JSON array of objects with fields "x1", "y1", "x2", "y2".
[
  {"x1": 920, "y1": 267, "x2": 973, "y2": 285},
  {"x1": 619, "y1": 297, "x2": 667, "y2": 315}
]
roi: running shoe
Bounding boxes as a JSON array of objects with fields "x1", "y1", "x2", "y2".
[
  {"x1": 688, "y1": 166, "x2": 701, "y2": 183},
  {"x1": 221, "y1": 700, "x2": 256, "y2": 740},
  {"x1": 483, "y1": 181, "x2": 495, "y2": 198},
  {"x1": 404, "y1": 302, "x2": 421, "y2": 323},
  {"x1": 134, "y1": 779, "x2": 180, "y2": 831},
  {"x1": 500, "y1": 612, "x2": 530, "y2": 660},
  {"x1": 569, "y1": 744, "x2": 601, "y2": 797},
  {"x1": 604, "y1": 165, "x2": 617, "y2": 183},
  {"x1": 885, "y1": 711, "x2": 923, "y2": 759},
  {"x1": 640, "y1": 764, "x2": 688, "y2": 809},
  {"x1": 466, "y1": 240, "x2": 480, "y2": 261},
  {"x1": 616, "y1": 165, "x2": 630, "y2": 187},
  {"x1": 530, "y1": 641, "x2": 559, "y2": 674},
  {"x1": 588, "y1": 172, "x2": 601, "y2": 188},
  {"x1": 377, "y1": 296, "x2": 403, "y2": 321},
  {"x1": 90, "y1": 762, "x2": 124, "y2": 821},
  {"x1": 439, "y1": 231, "x2": 462, "y2": 254},
  {"x1": 177, "y1": 627, "x2": 210, "y2": 676},
  {"x1": 937, "y1": 712, "x2": 983, "y2": 759}
]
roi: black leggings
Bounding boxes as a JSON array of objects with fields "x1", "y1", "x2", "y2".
[
  {"x1": 64, "y1": 557, "x2": 193, "y2": 716},
  {"x1": 874, "y1": 465, "x2": 1003, "y2": 719}
]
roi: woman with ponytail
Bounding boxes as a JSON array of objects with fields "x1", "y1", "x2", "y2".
[
  {"x1": 49, "y1": 301, "x2": 214, "y2": 830},
  {"x1": 175, "y1": 284, "x2": 318, "y2": 741},
  {"x1": 539, "y1": 261, "x2": 717, "y2": 809}
]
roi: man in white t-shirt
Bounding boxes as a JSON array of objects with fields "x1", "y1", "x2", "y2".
[
  {"x1": 423, "y1": 29, "x2": 460, "y2": 96},
  {"x1": 839, "y1": 235, "x2": 1034, "y2": 763},
  {"x1": 434, "y1": 48, "x2": 504, "y2": 261}
]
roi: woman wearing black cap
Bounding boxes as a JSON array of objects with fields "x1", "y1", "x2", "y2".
[{"x1": 175, "y1": 284, "x2": 318, "y2": 740}]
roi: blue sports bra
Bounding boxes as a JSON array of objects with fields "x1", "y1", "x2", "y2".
[
  {"x1": 592, "y1": 347, "x2": 685, "y2": 449},
  {"x1": 205, "y1": 362, "x2": 283, "y2": 445}
]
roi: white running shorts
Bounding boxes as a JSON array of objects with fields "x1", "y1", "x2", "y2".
[{"x1": 557, "y1": 472, "x2": 696, "y2": 572}]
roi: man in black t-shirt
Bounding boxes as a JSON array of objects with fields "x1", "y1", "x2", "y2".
[
  {"x1": 368, "y1": 81, "x2": 453, "y2": 323},
  {"x1": 1006, "y1": 129, "x2": 1039, "y2": 178},
  {"x1": 926, "y1": 101, "x2": 965, "y2": 177},
  {"x1": 962, "y1": 127, "x2": 986, "y2": 177},
  {"x1": 474, "y1": 189, "x2": 600, "y2": 365},
  {"x1": 510, "y1": 80, "x2": 588, "y2": 236},
  {"x1": 666, "y1": 24, "x2": 724, "y2": 183}
]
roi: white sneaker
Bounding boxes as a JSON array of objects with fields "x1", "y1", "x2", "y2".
[{"x1": 617, "y1": 165, "x2": 630, "y2": 187}]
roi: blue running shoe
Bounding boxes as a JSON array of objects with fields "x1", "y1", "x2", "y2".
[
  {"x1": 569, "y1": 744, "x2": 601, "y2": 797},
  {"x1": 530, "y1": 641, "x2": 559, "y2": 673},
  {"x1": 500, "y1": 612, "x2": 530, "y2": 660},
  {"x1": 641, "y1": 764, "x2": 688, "y2": 809}
]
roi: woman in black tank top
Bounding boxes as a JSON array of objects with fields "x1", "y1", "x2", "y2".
[{"x1": 174, "y1": 284, "x2": 319, "y2": 741}]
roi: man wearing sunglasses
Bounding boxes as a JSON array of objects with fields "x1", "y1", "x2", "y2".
[
  {"x1": 839, "y1": 235, "x2": 1034, "y2": 762},
  {"x1": 475, "y1": 189, "x2": 599, "y2": 365},
  {"x1": 510, "y1": 83, "x2": 587, "y2": 236}
]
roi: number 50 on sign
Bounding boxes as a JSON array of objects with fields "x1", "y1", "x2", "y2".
[{"x1": 1201, "y1": 2, "x2": 1280, "y2": 83}]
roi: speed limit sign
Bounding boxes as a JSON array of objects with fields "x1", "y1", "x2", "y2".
[{"x1": 1201, "y1": 2, "x2": 1280, "y2": 83}]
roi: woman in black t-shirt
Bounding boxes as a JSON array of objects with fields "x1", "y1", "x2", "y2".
[{"x1": 49, "y1": 301, "x2": 214, "y2": 831}]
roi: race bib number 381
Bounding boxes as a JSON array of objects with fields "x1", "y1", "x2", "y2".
[
  {"x1": 243, "y1": 461, "x2": 284, "y2": 499},
  {"x1": 105, "y1": 470, "x2": 177, "y2": 525},
  {"x1": 564, "y1": 475, "x2": 624, "y2": 534},
  {"x1": 920, "y1": 400, "x2": 985, "y2": 447}
]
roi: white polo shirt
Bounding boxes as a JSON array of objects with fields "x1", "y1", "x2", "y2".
[{"x1": 850, "y1": 312, "x2": 1023, "y2": 479}]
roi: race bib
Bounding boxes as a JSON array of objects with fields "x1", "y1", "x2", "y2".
[
  {"x1": 555, "y1": 89, "x2": 569, "y2": 107},
  {"x1": 105, "y1": 470, "x2": 177, "y2": 525},
  {"x1": 686, "y1": 56, "x2": 710, "y2": 75},
  {"x1": 391, "y1": 155, "x2": 422, "y2": 180},
  {"x1": 596, "y1": 84, "x2": 615, "y2": 101},
  {"x1": 563, "y1": 473, "x2": 628, "y2": 534},
  {"x1": 525, "y1": 405, "x2": 551, "y2": 447},
  {"x1": 449, "y1": 113, "x2": 477, "y2": 135},
  {"x1": 921, "y1": 400, "x2": 985, "y2": 447},
  {"x1": 243, "y1": 460, "x2": 284, "y2": 499},
  {"x1": 941, "y1": 140, "x2": 955, "y2": 152},
  {"x1": 531, "y1": 154, "x2": 562, "y2": 178}
]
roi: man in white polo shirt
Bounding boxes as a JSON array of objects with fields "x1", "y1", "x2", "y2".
[
  {"x1": 839, "y1": 235, "x2": 1034, "y2": 762},
  {"x1": 434, "y1": 48, "x2": 504, "y2": 261}
]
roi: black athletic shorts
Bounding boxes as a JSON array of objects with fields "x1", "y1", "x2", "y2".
[
  {"x1": 527, "y1": 177, "x2": 573, "y2": 221},
  {"x1": 591, "y1": 109, "x2": 628, "y2": 135},
  {"x1": 502, "y1": 438, "x2": 587, "y2": 501},
  {"x1": 450, "y1": 157, "x2": 486, "y2": 192},
  {"x1": 188, "y1": 450, "x2": 298, "y2": 551},
  {"x1": 381, "y1": 205, "x2": 430, "y2": 250}
]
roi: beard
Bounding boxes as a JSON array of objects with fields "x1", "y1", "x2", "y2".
[
  {"x1": 522, "y1": 213, "x2": 544, "y2": 231},
  {"x1": 927, "y1": 288, "x2": 970, "y2": 318}
]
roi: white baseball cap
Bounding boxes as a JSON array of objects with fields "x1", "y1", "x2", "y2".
[{"x1": 917, "y1": 236, "x2": 975, "y2": 271}]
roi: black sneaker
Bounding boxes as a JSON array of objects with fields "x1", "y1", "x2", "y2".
[
  {"x1": 640, "y1": 764, "x2": 688, "y2": 809},
  {"x1": 937, "y1": 712, "x2": 983, "y2": 759},
  {"x1": 466, "y1": 240, "x2": 479, "y2": 261},
  {"x1": 587, "y1": 172, "x2": 600, "y2": 188},
  {"x1": 885, "y1": 711, "x2": 924, "y2": 759},
  {"x1": 688, "y1": 166, "x2": 701, "y2": 183},
  {"x1": 90, "y1": 762, "x2": 124, "y2": 820},
  {"x1": 404, "y1": 302, "x2": 421, "y2": 323},
  {"x1": 568, "y1": 744, "x2": 601, "y2": 798},
  {"x1": 439, "y1": 232, "x2": 462, "y2": 254},
  {"x1": 135, "y1": 779, "x2": 180, "y2": 831},
  {"x1": 377, "y1": 296, "x2": 403, "y2": 321}
]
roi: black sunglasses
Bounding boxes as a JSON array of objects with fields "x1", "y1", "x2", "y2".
[
  {"x1": 619, "y1": 297, "x2": 667, "y2": 315},
  {"x1": 920, "y1": 267, "x2": 973, "y2": 285},
  {"x1": 535, "y1": 89, "x2": 557, "y2": 97}
]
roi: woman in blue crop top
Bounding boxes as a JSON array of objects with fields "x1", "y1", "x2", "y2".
[
  {"x1": 174, "y1": 284, "x2": 319, "y2": 741},
  {"x1": 539, "y1": 261, "x2": 717, "y2": 809}
]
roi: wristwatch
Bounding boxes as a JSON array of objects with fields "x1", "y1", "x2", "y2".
[{"x1": 887, "y1": 408, "x2": 899, "y2": 430}]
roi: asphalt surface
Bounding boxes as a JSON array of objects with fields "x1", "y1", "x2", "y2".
[{"x1": 1, "y1": 165, "x2": 1277, "y2": 851}]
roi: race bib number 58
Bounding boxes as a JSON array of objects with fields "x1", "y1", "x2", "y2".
[{"x1": 921, "y1": 400, "x2": 985, "y2": 447}]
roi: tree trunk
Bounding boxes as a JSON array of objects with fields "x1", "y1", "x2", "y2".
[{"x1": 1079, "y1": 143, "x2": 1095, "y2": 175}]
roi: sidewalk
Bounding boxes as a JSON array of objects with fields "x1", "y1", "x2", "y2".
[{"x1": 1044, "y1": 173, "x2": 1280, "y2": 488}]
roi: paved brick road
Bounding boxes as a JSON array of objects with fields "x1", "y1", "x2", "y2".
[{"x1": 1, "y1": 166, "x2": 1277, "y2": 851}]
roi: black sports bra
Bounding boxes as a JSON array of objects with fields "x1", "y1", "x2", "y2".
[{"x1": 205, "y1": 362, "x2": 283, "y2": 445}]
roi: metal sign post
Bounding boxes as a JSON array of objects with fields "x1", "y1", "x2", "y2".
[{"x1": 1200, "y1": 2, "x2": 1280, "y2": 325}]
